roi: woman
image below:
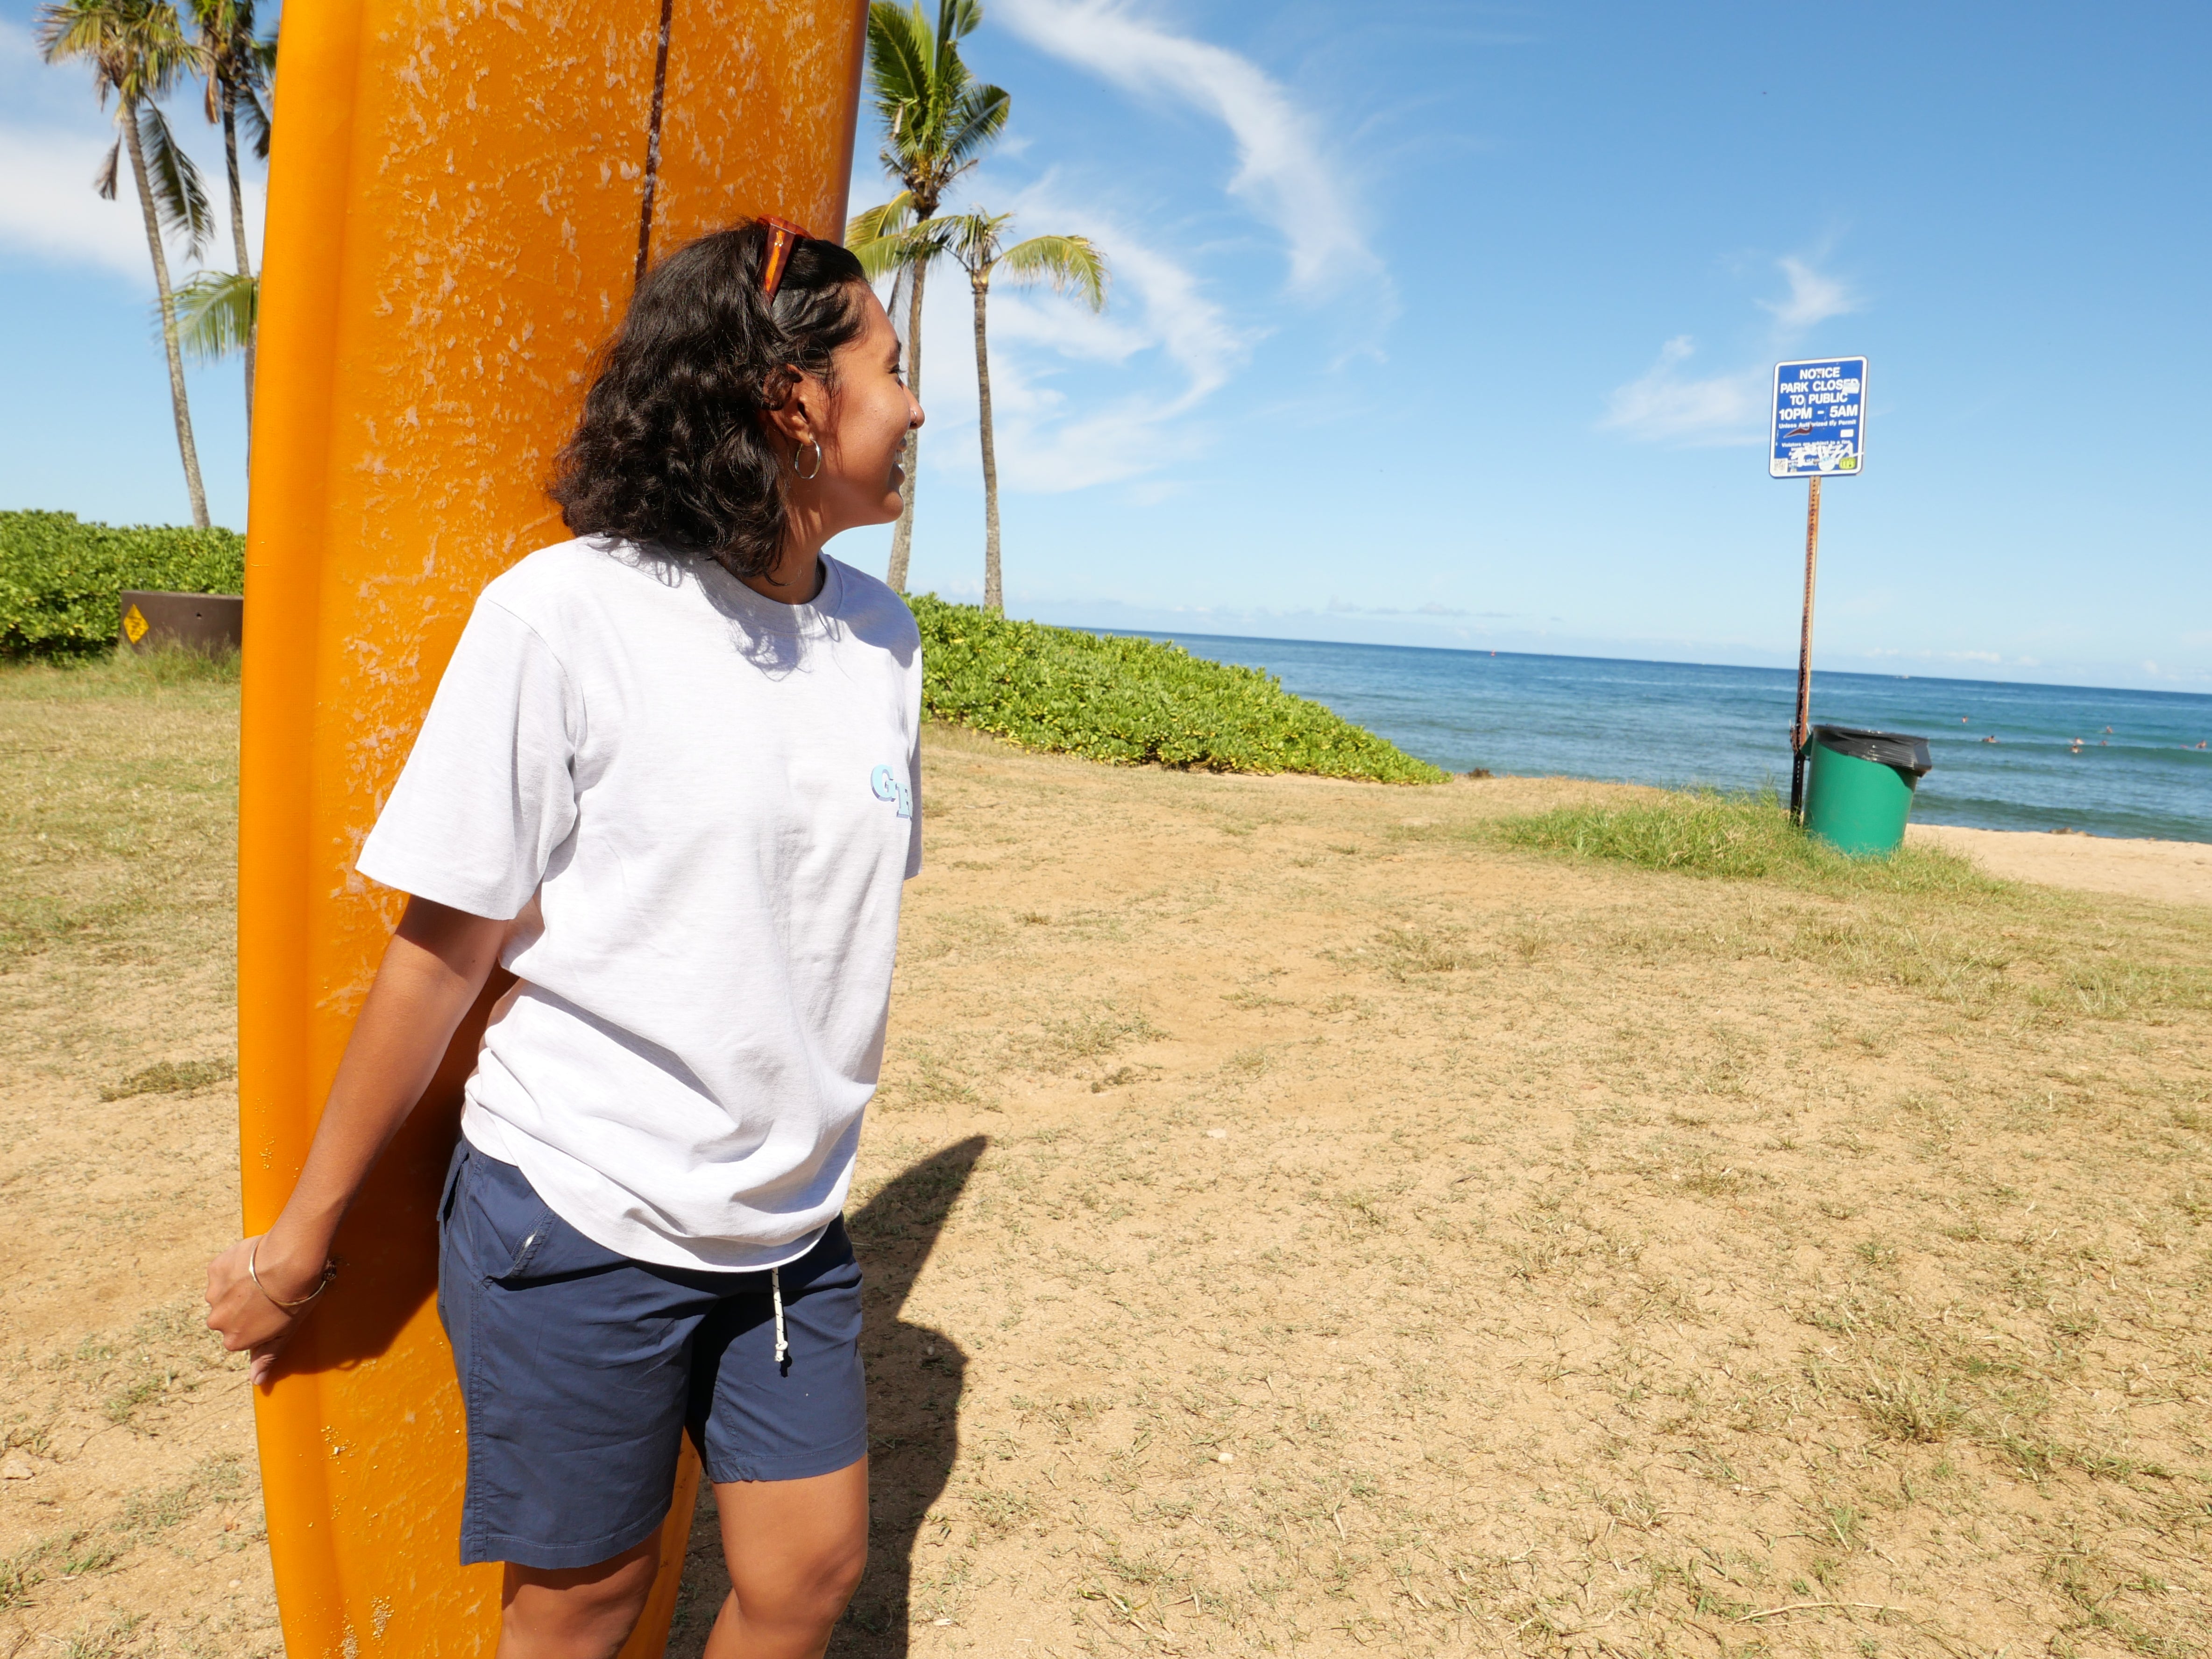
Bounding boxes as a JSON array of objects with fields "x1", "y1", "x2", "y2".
[{"x1": 204, "y1": 219, "x2": 926, "y2": 1659}]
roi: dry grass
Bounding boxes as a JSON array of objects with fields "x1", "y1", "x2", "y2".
[
  {"x1": 2, "y1": 673, "x2": 2209, "y2": 1659},
  {"x1": 0, "y1": 653, "x2": 271, "y2": 1659},
  {"x1": 1494, "y1": 786, "x2": 2001, "y2": 892},
  {"x1": 837, "y1": 730, "x2": 2212, "y2": 1658}
]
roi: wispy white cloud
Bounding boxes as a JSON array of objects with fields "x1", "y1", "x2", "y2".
[
  {"x1": 0, "y1": 19, "x2": 264, "y2": 284},
  {"x1": 1597, "y1": 335, "x2": 1765, "y2": 447},
  {"x1": 984, "y1": 182, "x2": 1250, "y2": 404},
  {"x1": 0, "y1": 20, "x2": 146, "y2": 278},
  {"x1": 0, "y1": 119, "x2": 271, "y2": 284},
  {"x1": 909, "y1": 195, "x2": 1254, "y2": 492},
  {"x1": 2136, "y1": 659, "x2": 2212, "y2": 686},
  {"x1": 1760, "y1": 255, "x2": 1859, "y2": 334},
  {"x1": 862, "y1": 7, "x2": 1385, "y2": 505},
  {"x1": 1327, "y1": 598, "x2": 1486, "y2": 618},
  {"x1": 993, "y1": 0, "x2": 1375, "y2": 296},
  {"x1": 0, "y1": 121, "x2": 149, "y2": 280},
  {"x1": 1863, "y1": 646, "x2": 2021, "y2": 666},
  {"x1": 1601, "y1": 253, "x2": 1862, "y2": 446}
]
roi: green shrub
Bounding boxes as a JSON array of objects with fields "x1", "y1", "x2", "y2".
[
  {"x1": 0, "y1": 510, "x2": 244, "y2": 658},
  {"x1": 1496, "y1": 787, "x2": 2004, "y2": 894},
  {"x1": 912, "y1": 595, "x2": 1444, "y2": 784}
]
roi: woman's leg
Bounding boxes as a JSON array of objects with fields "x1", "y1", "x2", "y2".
[
  {"x1": 441, "y1": 1150, "x2": 712, "y2": 1658},
  {"x1": 498, "y1": 1537, "x2": 661, "y2": 1659},
  {"x1": 703, "y1": 1456, "x2": 870, "y2": 1659}
]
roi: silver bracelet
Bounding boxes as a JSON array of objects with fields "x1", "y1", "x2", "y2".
[{"x1": 248, "y1": 1237, "x2": 337, "y2": 1312}]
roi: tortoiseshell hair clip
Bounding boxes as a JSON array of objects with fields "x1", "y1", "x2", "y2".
[{"x1": 759, "y1": 215, "x2": 813, "y2": 300}]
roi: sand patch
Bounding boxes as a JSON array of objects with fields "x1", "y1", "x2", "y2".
[{"x1": 1908, "y1": 821, "x2": 2212, "y2": 908}]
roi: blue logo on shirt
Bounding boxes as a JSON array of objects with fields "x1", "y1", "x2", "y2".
[{"x1": 870, "y1": 765, "x2": 913, "y2": 820}]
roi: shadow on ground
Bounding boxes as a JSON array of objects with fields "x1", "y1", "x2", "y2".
[{"x1": 666, "y1": 1136, "x2": 988, "y2": 1658}]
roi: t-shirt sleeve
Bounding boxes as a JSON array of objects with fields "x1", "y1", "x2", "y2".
[{"x1": 356, "y1": 598, "x2": 580, "y2": 920}]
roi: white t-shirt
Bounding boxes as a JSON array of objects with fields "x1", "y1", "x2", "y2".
[{"x1": 356, "y1": 539, "x2": 922, "y2": 1270}]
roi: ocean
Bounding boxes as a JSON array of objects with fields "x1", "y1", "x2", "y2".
[{"x1": 1118, "y1": 633, "x2": 2212, "y2": 845}]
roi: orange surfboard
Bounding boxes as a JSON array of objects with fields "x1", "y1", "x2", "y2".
[{"x1": 236, "y1": 2, "x2": 866, "y2": 1652}]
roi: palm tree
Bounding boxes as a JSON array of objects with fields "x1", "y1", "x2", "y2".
[
  {"x1": 850, "y1": 0, "x2": 1008, "y2": 592},
  {"x1": 186, "y1": 0, "x2": 273, "y2": 432},
  {"x1": 934, "y1": 210, "x2": 1105, "y2": 613},
  {"x1": 39, "y1": 0, "x2": 215, "y2": 528}
]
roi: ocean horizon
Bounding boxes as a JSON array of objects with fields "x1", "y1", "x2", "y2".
[{"x1": 1098, "y1": 630, "x2": 2212, "y2": 846}]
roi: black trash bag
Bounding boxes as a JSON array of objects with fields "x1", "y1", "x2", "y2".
[{"x1": 1811, "y1": 724, "x2": 1933, "y2": 776}]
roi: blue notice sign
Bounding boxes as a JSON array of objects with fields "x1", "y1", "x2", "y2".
[{"x1": 1771, "y1": 357, "x2": 1867, "y2": 478}]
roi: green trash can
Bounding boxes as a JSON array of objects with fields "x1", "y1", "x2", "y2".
[{"x1": 1801, "y1": 725, "x2": 1933, "y2": 857}]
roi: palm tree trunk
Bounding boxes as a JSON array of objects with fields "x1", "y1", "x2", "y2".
[
  {"x1": 884, "y1": 255, "x2": 927, "y2": 592},
  {"x1": 972, "y1": 274, "x2": 1003, "y2": 615},
  {"x1": 125, "y1": 97, "x2": 210, "y2": 529},
  {"x1": 221, "y1": 85, "x2": 254, "y2": 439}
]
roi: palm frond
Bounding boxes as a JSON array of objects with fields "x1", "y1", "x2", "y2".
[
  {"x1": 236, "y1": 83, "x2": 271, "y2": 158},
  {"x1": 995, "y1": 234, "x2": 1109, "y2": 310},
  {"x1": 939, "y1": 0, "x2": 984, "y2": 47},
  {"x1": 933, "y1": 207, "x2": 1003, "y2": 274},
  {"x1": 40, "y1": 0, "x2": 204, "y2": 105},
  {"x1": 36, "y1": 0, "x2": 121, "y2": 92},
  {"x1": 142, "y1": 26, "x2": 202, "y2": 101},
  {"x1": 846, "y1": 192, "x2": 915, "y2": 248},
  {"x1": 137, "y1": 98, "x2": 215, "y2": 260},
  {"x1": 187, "y1": 0, "x2": 275, "y2": 158},
  {"x1": 173, "y1": 268, "x2": 256, "y2": 361},
  {"x1": 865, "y1": 1, "x2": 933, "y2": 125},
  {"x1": 190, "y1": 0, "x2": 268, "y2": 73},
  {"x1": 849, "y1": 234, "x2": 903, "y2": 284},
  {"x1": 935, "y1": 0, "x2": 986, "y2": 116},
  {"x1": 94, "y1": 136, "x2": 121, "y2": 199},
  {"x1": 938, "y1": 82, "x2": 1009, "y2": 168},
  {"x1": 850, "y1": 220, "x2": 951, "y2": 284}
]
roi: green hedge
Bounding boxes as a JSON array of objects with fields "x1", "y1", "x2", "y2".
[
  {"x1": 0, "y1": 525, "x2": 1441, "y2": 784},
  {"x1": 913, "y1": 595, "x2": 1444, "y2": 784},
  {"x1": 0, "y1": 510, "x2": 245, "y2": 658}
]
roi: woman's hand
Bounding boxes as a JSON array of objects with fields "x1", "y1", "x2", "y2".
[
  {"x1": 199, "y1": 899, "x2": 511, "y2": 1389},
  {"x1": 206, "y1": 1233, "x2": 326, "y2": 1386}
]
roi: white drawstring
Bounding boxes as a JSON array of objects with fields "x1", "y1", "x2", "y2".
[{"x1": 771, "y1": 1266, "x2": 788, "y2": 1368}]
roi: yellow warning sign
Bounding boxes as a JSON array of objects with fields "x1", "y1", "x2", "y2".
[{"x1": 121, "y1": 604, "x2": 150, "y2": 645}]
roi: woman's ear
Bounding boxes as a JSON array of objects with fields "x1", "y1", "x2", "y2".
[{"x1": 762, "y1": 369, "x2": 823, "y2": 451}]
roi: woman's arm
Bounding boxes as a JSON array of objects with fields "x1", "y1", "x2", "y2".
[{"x1": 206, "y1": 896, "x2": 509, "y2": 1383}]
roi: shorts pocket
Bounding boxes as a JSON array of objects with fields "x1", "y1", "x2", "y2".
[
  {"x1": 439, "y1": 1141, "x2": 469, "y2": 1226},
  {"x1": 499, "y1": 1211, "x2": 561, "y2": 1280},
  {"x1": 453, "y1": 1152, "x2": 572, "y2": 1283}
]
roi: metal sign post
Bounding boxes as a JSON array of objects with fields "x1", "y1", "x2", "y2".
[
  {"x1": 1771, "y1": 357, "x2": 1867, "y2": 819},
  {"x1": 1790, "y1": 476, "x2": 1822, "y2": 816}
]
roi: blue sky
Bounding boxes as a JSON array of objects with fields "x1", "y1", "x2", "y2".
[{"x1": 4, "y1": 0, "x2": 2207, "y2": 691}]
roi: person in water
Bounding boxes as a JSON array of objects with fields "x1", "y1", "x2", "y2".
[{"x1": 204, "y1": 219, "x2": 925, "y2": 1659}]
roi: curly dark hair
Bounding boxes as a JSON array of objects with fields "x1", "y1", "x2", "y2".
[{"x1": 549, "y1": 220, "x2": 872, "y2": 578}]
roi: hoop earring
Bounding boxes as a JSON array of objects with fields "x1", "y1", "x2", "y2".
[{"x1": 793, "y1": 440, "x2": 823, "y2": 481}]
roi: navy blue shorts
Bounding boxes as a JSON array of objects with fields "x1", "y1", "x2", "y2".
[{"x1": 437, "y1": 1141, "x2": 868, "y2": 1570}]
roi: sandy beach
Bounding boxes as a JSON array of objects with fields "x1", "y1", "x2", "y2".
[
  {"x1": 4, "y1": 693, "x2": 2208, "y2": 1658},
  {"x1": 1907, "y1": 821, "x2": 2212, "y2": 908}
]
